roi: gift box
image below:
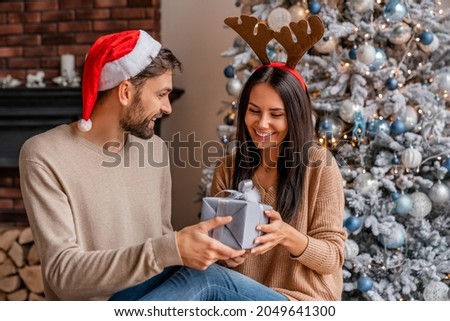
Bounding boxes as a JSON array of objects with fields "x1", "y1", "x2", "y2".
[{"x1": 200, "y1": 180, "x2": 271, "y2": 249}]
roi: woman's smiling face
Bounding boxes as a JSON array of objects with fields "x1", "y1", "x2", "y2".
[{"x1": 244, "y1": 83, "x2": 288, "y2": 150}]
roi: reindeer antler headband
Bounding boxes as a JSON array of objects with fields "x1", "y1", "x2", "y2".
[{"x1": 224, "y1": 15, "x2": 325, "y2": 90}]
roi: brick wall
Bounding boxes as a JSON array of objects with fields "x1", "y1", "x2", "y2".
[
  {"x1": 0, "y1": 0, "x2": 161, "y2": 85},
  {"x1": 0, "y1": 0, "x2": 161, "y2": 224}
]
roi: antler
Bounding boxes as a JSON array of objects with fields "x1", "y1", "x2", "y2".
[
  {"x1": 224, "y1": 15, "x2": 273, "y2": 65},
  {"x1": 273, "y1": 15, "x2": 325, "y2": 69}
]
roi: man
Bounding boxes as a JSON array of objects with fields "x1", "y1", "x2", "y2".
[{"x1": 19, "y1": 30, "x2": 286, "y2": 301}]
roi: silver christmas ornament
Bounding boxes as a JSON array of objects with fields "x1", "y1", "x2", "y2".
[
  {"x1": 349, "y1": 0, "x2": 374, "y2": 13},
  {"x1": 267, "y1": 7, "x2": 291, "y2": 32},
  {"x1": 436, "y1": 72, "x2": 450, "y2": 92},
  {"x1": 389, "y1": 22, "x2": 412, "y2": 45},
  {"x1": 339, "y1": 99, "x2": 363, "y2": 123},
  {"x1": 288, "y1": 3, "x2": 307, "y2": 22},
  {"x1": 353, "y1": 172, "x2": 379, "y2": 196},
  {"x1": 314, "y1": 36, "x2": 338, "y2": 54},
  {"x1": 378, "y1": 223, "x2": 406, "y2": 249},
  {"x1": 401, "y1": 147, "x2": 422, "y2": 169},
  {"x1": 317, "y1": 116, "x2": 344, "y2": 139},
  {"x1": 356, "y1": 44, "x2": 377, "y2": 64},
  {"x1": 398, "y1": 106, "x2": 418, "y2": 131},
  {"x1": 409, "y1": 192, "x2": 432, "y2": 219},
  {"x1": 344, "y1": 239, "x2": 359, "y2": 260},
  {"x1": 428, "y1": 182, "x2": 450, "y2": 204},
  {"x1": 226, "y1": 78, "x2": 243, "y2": 97},
  {"x1": 423, "y1": 281, "x2": 450, "y2": 301}
]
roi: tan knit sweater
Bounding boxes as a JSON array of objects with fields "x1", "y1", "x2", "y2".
[
  {"x1": 210, "y1": 146, "x2": 347, "y2": 301},
  {"x1": 19, "y1": 125, "x2": 183, "y2": 300}
]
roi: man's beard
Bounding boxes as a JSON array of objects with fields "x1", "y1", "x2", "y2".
[{"x1": 120, "y1": 95, "x2": 155, "y2": 140}]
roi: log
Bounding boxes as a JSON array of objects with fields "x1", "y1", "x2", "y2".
[
  {"x1": 8, "y1": 241, "x2": 25, "y2": 268},
  {"x1": 27, "y1": 244, "x2": 40, "y2": 265},
  {"x1": 0, "y1": 258, "x2": 17, "y2": 278},
  {"x1": 0, "y1": 229, "x2": 21, "y2": 251},
  {"x1": 18, "y1": 265, "x2": 44, "y2": 294},
  {"x1": 18, "y1": 228, "x2": 34, "y2": 245},
  {"x1": 0, "y1": 275, "x2": 21, "y2": 293},
  {"x1": 7, "y1": 289, "x2": 28, "y2": 301}
]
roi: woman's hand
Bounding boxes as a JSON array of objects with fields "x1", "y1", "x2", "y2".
[
  {"x1": 251, "y1": 209, "x2": 308, "y2": 257},
  {"x1": 221, "y1": 251, "x2": 250, "y2": 268}
]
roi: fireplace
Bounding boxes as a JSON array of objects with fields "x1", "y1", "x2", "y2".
[
  {"x1": 0, "y1": 86, "x2": 184, "y2": 226},
  {"x1": 0, "y1": 88, "x2": 82, "y2": 225}
]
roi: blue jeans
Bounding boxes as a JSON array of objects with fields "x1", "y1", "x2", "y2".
[{"x1": 109, "y1": 264, "x2": 288, "y2": 301}]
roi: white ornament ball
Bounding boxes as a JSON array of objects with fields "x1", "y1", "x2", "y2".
[
  {"x1": 401, "y1": 147, "x2": 422, "y2": 168},
  {"x1": 339, "y1": 99, "x2": 363, "y2": 123},
  {"x1": 445, "y1": 180, "x2": 450, "y2": 189},
  {"x1": 353, "y1": 172, "x2": 379, "y2": 196},
  {"x1": 409, "y1": 192, "x2": 432, "y2": 219},
  {"x1": 389, "y1": 22, "x2": 412, "y2": 45},
  {"x1": 267, "y1": 7, "x2": 291, "y2": 32},
  {"x1": 314, "y1": 36, "x2": 338, "y2": 54},
  {"x1": 398, "y1": 106, "x2": 418, "y2": 131},
  {"x1": 344, "y1": 239, "x2": 359, "y2": 260},
  {"x1": 423, "y1": 281, "x2": 450, "y2": 301},
  {"x1": 428, "y1": 182, "x2": 450, "y2": 204},
  {"x1": 226, "y1": 78, "x2": 243, "y2": 97},
  {"x1": 356, "y1": 44, "x2": 377, "y2": 64},
  {"x1": 350, "y1": 0, "x2": 374, "y2": 13},
  {"x1": 419, "y1": 34, "x2": 440, "y2": 53},
  {"x1": 378, "y1": 223, "x2": 406, "y2": 249},
  {"x1": 288, "y1": 3, "x2": 307, "y2": 22}
]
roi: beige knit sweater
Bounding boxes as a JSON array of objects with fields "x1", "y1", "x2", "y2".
[
  {"x1": 211, "y1": 146, "x2": 347, "y2": 301},
  {"x1": 19, "y1": 125, "x2": 183, "y2": 300}
]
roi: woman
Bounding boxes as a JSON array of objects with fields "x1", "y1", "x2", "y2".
[{"x1": 210, "y1": 64, "x2": 347, "y2": 300}]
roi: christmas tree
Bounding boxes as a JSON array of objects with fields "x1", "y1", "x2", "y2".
[{"x1": 200, "y1": 0, "x2": 450, "y2": 300}]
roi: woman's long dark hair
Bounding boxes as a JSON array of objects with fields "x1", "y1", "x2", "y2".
[{"x1": 232, "y1": 66, "x2": 314, "y2": 222}]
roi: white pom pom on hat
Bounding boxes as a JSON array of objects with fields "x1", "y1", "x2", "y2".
[{"x1": 78, "y1": 30, "x2": 162, "y2": 131}]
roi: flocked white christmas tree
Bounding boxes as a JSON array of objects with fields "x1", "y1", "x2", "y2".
[{"x1": 199, "y1": 0, "x2": 450, "y2": 300}]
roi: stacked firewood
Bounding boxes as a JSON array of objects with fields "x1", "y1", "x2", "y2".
[{"x1": 0, "y1": 227, "x2": 45, "y2": 300}]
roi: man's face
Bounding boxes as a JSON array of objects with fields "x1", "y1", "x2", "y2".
[{"x1": 120, "y1": 70, "x2": 173, "y2": 139}]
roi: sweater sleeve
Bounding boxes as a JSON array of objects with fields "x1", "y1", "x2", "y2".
[
  {"x1": 292, "y1": 148, "x2": 347, "y2": 275},
  {"x1": 19, "y1": 148, "x2": 182, "y2": 300}
]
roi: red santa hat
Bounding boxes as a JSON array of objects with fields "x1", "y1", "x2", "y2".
[{"x1": 78, "y1": 29, "x2": 162, "y2": 131}]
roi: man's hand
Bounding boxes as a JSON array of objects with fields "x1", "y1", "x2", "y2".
[{"x1": 176, "y1": 216, "x2": 246, "y2": 270}]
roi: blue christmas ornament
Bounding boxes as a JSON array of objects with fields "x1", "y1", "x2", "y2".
[
  {"x1": 391, "y1": 192, "x2": 400, "y2": 200},
  {"x1": 375, "y1": 119, "x2": 390, "y2": 135},
  {"x1": 395, "y1": 194, "x2": 413, "y2": 215},
  {"x1": 224, "y1": 65, "x2": 235, "y2": 78},
  {"x1": 308, "y1": 1, "x2": 321, "y2": 14},
  {"x1": 349, "y1": 47, "x2": 358, "y2": 60},
  {"x1": 390, "y1": 119, "x2": 406, "y2": 135},
  {"x1": 378, "y1": 223, "x2": 406, "y2": 249},
  {"x1": 420, "y1": 31, "x2": 434, "y2": 45},
  {"x1": 368, "y1": 48, "x2": 387, "y2": 71},
  {"x1": 391, "y1": 156, "x2": 400, "y2": 165},
  {"x1": 443, "y1": 157, "x2": 450, "y2": 172},
  {"x1": 344, "y1": 216, "x2": 362, "y2": 232},
  {"x1": 357, "y1": 276, "x2": 374, "y2": 292},
  {"x1": 384, "y1": 0, "x2": 407, "y2": 23},
  {"x1": 385, "y1": 77, "x2": 398, "y2": 90}
]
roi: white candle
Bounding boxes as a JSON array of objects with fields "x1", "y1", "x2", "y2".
[{"x1": 61, "y1": 54, "x2": 75, "y2": 77}]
